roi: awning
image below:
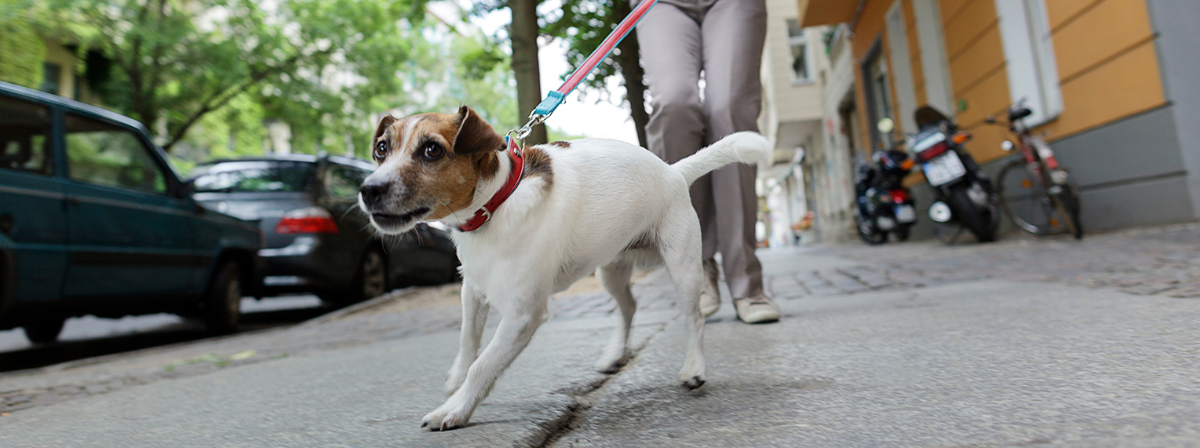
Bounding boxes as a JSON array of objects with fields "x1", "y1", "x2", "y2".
[{"x1": 800, "y1": 0, "x2": 862, "y2": 28}]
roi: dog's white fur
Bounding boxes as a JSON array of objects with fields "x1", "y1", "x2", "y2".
[{"x1": 362, "y1": 128, "x2": 771, "y2": 430}]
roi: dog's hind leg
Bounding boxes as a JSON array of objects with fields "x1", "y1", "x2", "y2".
[
  {"x1": 595, "y1": 261, "x2": 636, "y2": 373},
  {"x1": 422, "y1": 292, "x2": 548, "y2": 430},
  {"x1": 658, "y1": 206, "x2": 708, "y2": 390},
  {"x1": 445, "y1": 280, "x2": 489, "y2": 397}
]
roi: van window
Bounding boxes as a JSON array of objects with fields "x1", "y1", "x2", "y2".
[
  {"x1": 0, "y1": 95, "x2": 54, "y2": 176},
  {"x1": 65, "y1": 114, "x2": 166, "y2": 194}
]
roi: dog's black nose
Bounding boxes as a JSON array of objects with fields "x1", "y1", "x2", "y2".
[{"x1": 359, "y1": 180, "x2": 391, "y2": 208}]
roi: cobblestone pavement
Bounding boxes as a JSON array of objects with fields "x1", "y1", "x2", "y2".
[
  {"x1": 793, "y1": 222, "x2": 1200, "y2": 299},
  {"x1": 3, "y1": 222, "x2": 1197, "y2": 415}
]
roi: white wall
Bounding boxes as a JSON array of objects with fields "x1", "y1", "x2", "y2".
[{"x1": 762, "y1": 0, "x2": 825, "y2": 125}]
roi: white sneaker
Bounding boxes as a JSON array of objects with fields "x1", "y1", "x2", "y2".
[
  {"x1": 699, "y1": 259, "x2": 720, "y2": 317},
  {"x1": 734, "y1": 294, "x2": 781, "y2": 324}
]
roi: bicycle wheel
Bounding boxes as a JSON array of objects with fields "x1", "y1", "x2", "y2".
[
  {"x1": 1053, "y1": 180, "x2": 1084, "y2": 239},
  {"x1": 997, "y1": 160, "x2": 1069, "y2": 236}
]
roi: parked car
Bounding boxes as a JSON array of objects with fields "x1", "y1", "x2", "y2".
[
  {"x1": 188, "y1": 155, "x2": 459, "y2": 304},
  {"x1": 0, "y1": 81, "x2": 263, "y2": 343}
]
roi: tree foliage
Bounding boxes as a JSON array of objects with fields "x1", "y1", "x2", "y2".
[
  {"x1": 0, "y1": 0, "x2": 46, "y2": 88},
  {"x1": 32, "y1": 0, "x2": 426, "y2": 152},
  {"x1": 543, "y1": 0, "x2": 649, "y2": 146}
]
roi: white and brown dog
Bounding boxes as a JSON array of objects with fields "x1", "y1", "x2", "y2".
[{"x1": 358, "y1": 106, "x2": 771, "y2": 430}]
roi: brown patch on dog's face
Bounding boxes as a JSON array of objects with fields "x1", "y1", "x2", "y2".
[{"x1": 360, "y1": 106, "x2": 505, "y2": 233}]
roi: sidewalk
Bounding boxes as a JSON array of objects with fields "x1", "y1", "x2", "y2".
[{"x1": 3, "y1": 224, "x2": 1200, "y2": 446}]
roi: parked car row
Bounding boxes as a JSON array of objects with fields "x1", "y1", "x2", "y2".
[
  {"x1": 0, "y1": 81, "x2": 458, "y2": 344},
  {"x1": 188, "y1": 155, "x2": 460, "y2": 304}
]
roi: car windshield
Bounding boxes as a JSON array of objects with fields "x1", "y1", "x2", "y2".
[{"x1": 191, "y1": 161, "x2": 313, "y2": 193}]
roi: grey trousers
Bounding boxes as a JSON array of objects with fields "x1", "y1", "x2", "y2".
[{"x1": 635, "y1": 0, "x2": 766, "y2": 299}]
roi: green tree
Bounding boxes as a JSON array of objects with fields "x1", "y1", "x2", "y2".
[
  {"x1": 0, "y1": 0, "x2": 46, "y2": 88},
  {"x1": 33, "y1": 0, "x2": 425, "y2": 152},
  {"x1": 543, "y1": 0, "x2": 649, "y2": 147}
]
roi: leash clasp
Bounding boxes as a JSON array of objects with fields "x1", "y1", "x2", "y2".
[{"x1": 509, "y1": 111, "x2": 549, "y2": 144}]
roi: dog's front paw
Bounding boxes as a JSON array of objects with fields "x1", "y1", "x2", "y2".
[{"x1": 421, "y1": 401, "x2": 471, "y2": 431}]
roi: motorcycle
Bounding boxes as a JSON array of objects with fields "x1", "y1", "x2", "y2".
[
  {"x1": 855, "y1": 118, "x2": 917, "y2": 245},
  {"x1": 910, "y1": 106, "x2": 1000, "y2": 243}
]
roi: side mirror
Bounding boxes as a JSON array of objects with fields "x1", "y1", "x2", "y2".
[
  {"x1": 876, "y1": 117, "x2": 895, "y2": 134},
  {"x1": 984, "y1": 115, "x2": 997, "y2": 124},
  {"x1": 1001, "y1": 140, "x2": 1015, "y2": 152}
]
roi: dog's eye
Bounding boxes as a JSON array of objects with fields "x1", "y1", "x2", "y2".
[
  {"x1": 374, "y1": 141, "x2": 388, "y2": 161},
  {"x1": 422, "y1": 143, "x2": 445, "y2": 161}
]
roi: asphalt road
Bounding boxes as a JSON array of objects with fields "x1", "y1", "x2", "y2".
[{"x1": 0, "y1": 295, "x2": 330, "y2": 373}]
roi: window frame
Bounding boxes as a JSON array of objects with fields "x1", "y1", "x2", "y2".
[
  {"x1": 0, "y1": 95, "x2": 56, "y2": 177},
  {"x1": 786, "y1": 19, "x2": 814, "y2": 85},
  {"x1": 62, "y1": 112, "x2": 173, "y2": 196},
  {"x1": 994, "y1": 0, "x2": 1063, "y2": 127}
]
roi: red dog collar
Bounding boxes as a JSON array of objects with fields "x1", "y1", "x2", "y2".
[{"x1": 457, "y1": 139, "x2": 524, "y2": 232}]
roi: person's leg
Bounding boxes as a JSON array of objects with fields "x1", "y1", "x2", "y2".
[
  {"x1": 699, "y1": 0, "x2": 766, "y2": 299},
  {"x1": 636, "y1": 1, "x2": 704, "y2": 166},
  {"x1": 637, "y1": 0, "x2": 721, "y2": 288},
  {"x1": 699, "y1": 0, "x2": 777, "y2": 323}
]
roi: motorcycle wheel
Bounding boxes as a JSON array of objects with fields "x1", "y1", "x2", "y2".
[
  {"x1": 948, "y1": 184, "x2": 997, "y2": 242},
  {"x1": 893, "y1": 225, "x2": 911, "y2": 242},
  {"x1": 856, "y1": 217, "x2": 888, "y2": 245}
]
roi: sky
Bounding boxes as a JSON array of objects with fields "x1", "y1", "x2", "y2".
[{"x1": 427, "y1": 1, "x2": 641, "y2": 145}]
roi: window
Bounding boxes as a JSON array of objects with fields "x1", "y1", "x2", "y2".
[
  {"x1": 325, "y1": 165, "x2": 367, "y2": 199},
  {"x1": 995, "y1": 0, "x2": 1062, "y2": 126},
  {"x1": 862, "y1": 40, "x2": 895, "y2": 151},
  {"x1": 912, "y1": 0, "x2": 955, "y2": 116},
  {"x1": 0, "y1": 96, "x2": 53, "y2": 175},
  {"x1": 885, "y1": 0, "x2": 918, "y2": 133},
  {"x1": 786, "y1": 19, "x2": 812, "y2": 83},
  {"x1": 65, "y1": 114, "x2": 166, "y2": 194},
  {"x1": 191, "y1": 161, "x2": 313, "y2": 193},
  {"x1": 39, "y1": 63, "x2": 61, "y2": 95}
]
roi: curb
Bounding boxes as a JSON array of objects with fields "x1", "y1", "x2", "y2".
[
  {"x1": 2, "y1": 287, "x2": 424, "y2": 378},
  {"x1": 300, "y1": 286, "x2": 420, "y2": 326}
]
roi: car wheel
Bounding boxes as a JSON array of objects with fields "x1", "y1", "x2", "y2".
[
  {"x1": 23, "y1": 315, "x2": 66, "y2": 344},
  {"x1": 205, "y1": 261, "x2": 242, "y2": 334}
]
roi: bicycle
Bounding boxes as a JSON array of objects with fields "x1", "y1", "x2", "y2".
[{"x1": 987, "y1": 101, "x2": 1083, "y2": 239}]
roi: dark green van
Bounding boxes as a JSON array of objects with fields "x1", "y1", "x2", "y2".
[{"x1": 0, "y1": 81, "x2": 263, "y2": 343}]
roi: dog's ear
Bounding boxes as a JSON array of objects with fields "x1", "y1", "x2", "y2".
[
  {"x1": 373, "y1": 114, "x2": 396, "y2": 142},
  {"x1": 453, "y1": 106, "x2": 505, "y2": 155}
]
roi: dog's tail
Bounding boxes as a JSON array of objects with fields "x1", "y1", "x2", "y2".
[{"x1": 672, "y1": 132, "x2": 773, "y2": 185}]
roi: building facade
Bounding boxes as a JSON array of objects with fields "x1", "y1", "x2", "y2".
[
  {"x1": 801, "y1": 0, "x2": 1200, "y2": 234},
  {"x1": 759, "y1": 0, "x2": 870, "y2": 246}
]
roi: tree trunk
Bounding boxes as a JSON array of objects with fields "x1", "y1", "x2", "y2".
[
  {"x1": 509, "y1": 0, "x2": 547, "y2": 145},
  {"x1": 613, "y1": 0, "x2": 649, "y2": 148}
]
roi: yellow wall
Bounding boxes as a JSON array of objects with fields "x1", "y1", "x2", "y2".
[
  {"x1": 1039, "y1": 0, "x2": 1165, "y2": 141},
  {"x1": 848, "y1": 0, "x2": 1167, "y2": 165},
  {"x1": 938, "y1": 0, "x2": 1010, "y2": 163}
]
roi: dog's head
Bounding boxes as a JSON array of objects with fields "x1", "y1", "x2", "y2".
[{"x1": 359, "y1": 106, "x2": 505, "y2": 234}]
